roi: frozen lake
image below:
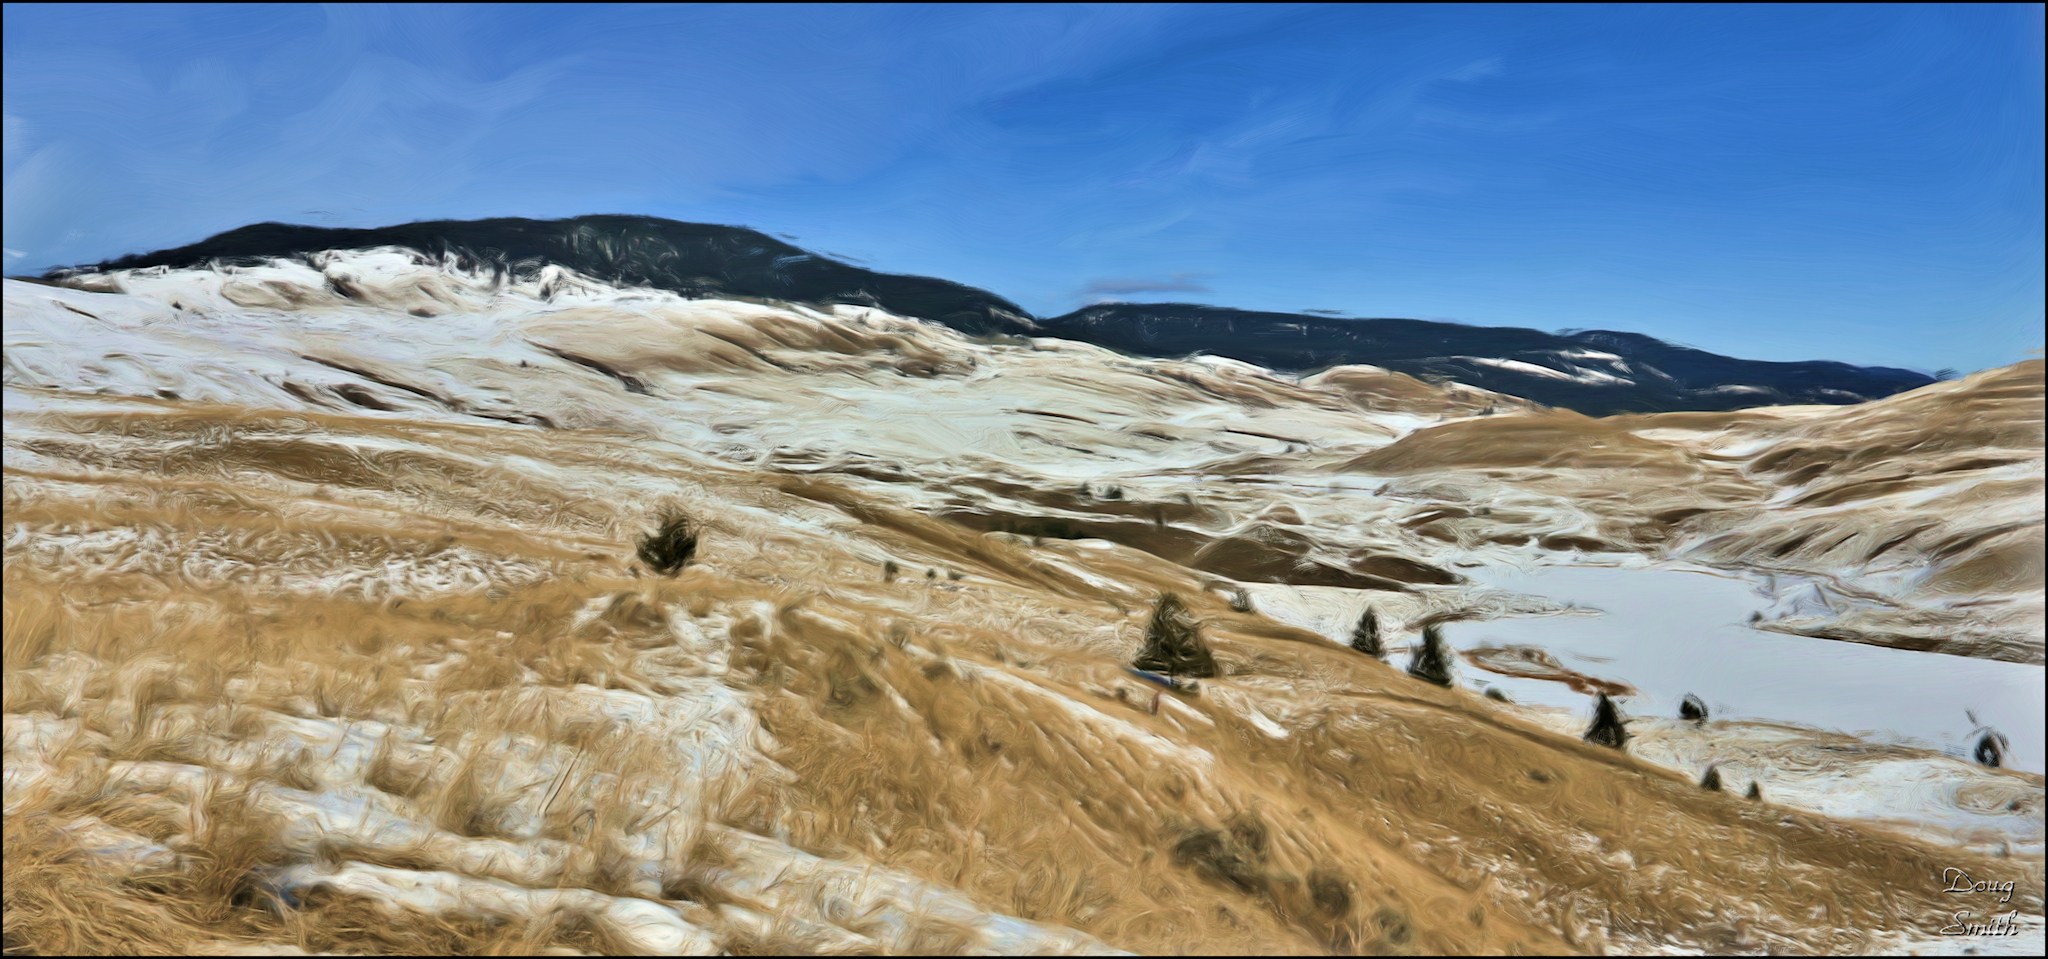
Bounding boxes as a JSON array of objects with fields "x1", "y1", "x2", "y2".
[{"x1": 1453, "y1": 563, "x2": 2045, "y2": 774}]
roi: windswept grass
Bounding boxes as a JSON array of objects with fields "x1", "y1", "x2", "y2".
[{"x1": 7, "y1": 397, "x2": 2042, "y2": 957}]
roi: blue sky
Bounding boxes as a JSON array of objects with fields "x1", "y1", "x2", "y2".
[{"x1": 3, "y1": 3, "x2": 2041, "y2": 373}]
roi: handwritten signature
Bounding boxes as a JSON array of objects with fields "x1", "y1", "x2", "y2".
[
  {"x1": 1943, "y1": 867, "x2": 2017, "y2": 905},
  {"x1": 1937, "y1": 868, "x2": 2026, "y2": 938},
  {"x1": 1939, "y1": 910, "x2": 2025, "y2": 938}
]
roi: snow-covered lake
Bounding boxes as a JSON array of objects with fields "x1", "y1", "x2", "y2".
[{"x1": 1455, "y1": 563, "x2": 2045, "y2": 774}]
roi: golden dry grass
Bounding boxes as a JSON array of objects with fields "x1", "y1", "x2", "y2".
[{"x1": 5, "y1": 398, "x2": 2043, "y2": 956}]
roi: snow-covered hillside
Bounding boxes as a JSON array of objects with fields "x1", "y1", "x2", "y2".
[{"x1": 5, "y1": 252, "x2": 2042, "y2": 955}]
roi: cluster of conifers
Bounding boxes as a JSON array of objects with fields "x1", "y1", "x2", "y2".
[
  {"x1": 1125, "y1": 589, "x2": 2012, "y2": 786},
  {"x1": 1117, "y1": 594, "x2": 1766, "y2": 792},
  {"x1": 1344, "y1": 604, "x2": 1768, "y2": 795},
  {"x1": 646, "y1": 520, "x2": 2011, "y2": 782}
]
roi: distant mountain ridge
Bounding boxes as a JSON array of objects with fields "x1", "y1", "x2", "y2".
[
  {"x1": 56, "y1": 215, "x2": 1037, "y2": 337},
  {"x1": 1039, "y1": 303, "x2": 1934, "y2": 416},
  {"x1": 45, "y1": 215, "x2": 1935, "y2": 415}
]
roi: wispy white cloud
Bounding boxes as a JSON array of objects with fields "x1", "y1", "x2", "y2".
[
  {"x1": 1444, "y1": 57, "x2": 1503, "y2": 83},
  {"x1": 1078, "y1": 271, "x2": 1212, "y2": 299}
]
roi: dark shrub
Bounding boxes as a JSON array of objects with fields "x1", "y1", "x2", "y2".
[
  {"x1": 1174, "y1": 814, "x2": 1271, "y2": 894},
  {"x1": 635, "y1": 513, "x2": 698, "y2": 576},
  {"x1": 1134, "y1": 593, "x2": 1217, "y2": 678},
  {"x1": 1976, "y1": 730, "x2": 2008, "y2": 768},
  {"x1": 1746, "y1": 781, "x2": 1763, "y2": 800},
  {"x1": 1679, "y1": 693, "x2": 1709, "y2": 723},
  {"x1": 1308, "y1": 869, "x2": 1352, "y2": 918},
  {"x1": 1173, "y1": 829, "x2": 1262, "y2": 893},
  {"x1": 1700, "y1": 765, "x2": 1723, "y2": 791},
  {"x1": 1484, "y1": 686, "x2": 1510, "y2": 703},
  {"x1": 882, "y1": 559, "x2": 899, "y2": 582},
  {"x1": 1371, "y1": 907, "x2": 1414, "y2": 949}
]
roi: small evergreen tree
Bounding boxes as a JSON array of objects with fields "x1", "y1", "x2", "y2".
[
  {"x1": 1679, "y1": 693, "x2": 1709, "y2": 723},
  {"x1": 1745, "y1": 781, "x2": 1763, "y2": 801},
  {"x1": 1349, "y1": 607, "x2": 1383, "y2": 658},
  {"x1": 1699, "y1": 765, "x2": 1723, "y2": 791},
  {"x1": 1584, "y1": 693, "x2": 1629, "y2": 750},
  {"x1": 1406, "y1": 624, "x2": 1453, "y2": 687}
]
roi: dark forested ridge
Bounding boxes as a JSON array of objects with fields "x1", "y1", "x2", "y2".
[{"x1": 52, "y1": 216, "x2": 1934, "y2": 414}]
